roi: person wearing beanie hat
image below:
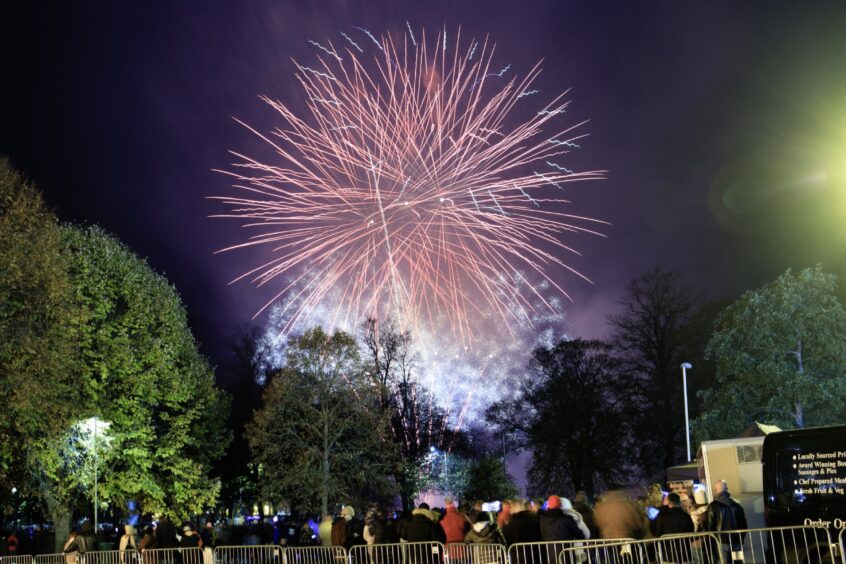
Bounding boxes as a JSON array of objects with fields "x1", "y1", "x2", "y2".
[
  {"x1": 539, "y1": 495, "x2": 583, "y2": 542},
  {"x1": 332, "y1": 505, "x2": 365, "y2": 549}
]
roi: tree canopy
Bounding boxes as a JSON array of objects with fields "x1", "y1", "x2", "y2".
[
  {"x1": 696, "y1": 266, "x2": 846, "y2": 440},
  {"x1": 489, "y1": 339, "x2": 629, "y2": 498},
  {"x1": 249, "y1": 327, "x2": 393, "y2": 515},
  {"x1": 28, "y1": 225, "x2": 230, "y2": 546},
  {"x1": 610, "y1": 268, "x2": 707, "y2": 479},
  {"x1": 0, "y1": 159, "x2": 78, "y2": 509}
]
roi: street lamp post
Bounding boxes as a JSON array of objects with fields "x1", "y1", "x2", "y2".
[
  {"x1": 681, "y1": 363, "x2": 693, "y2": 462},
  {"x1": 93, "y1": 416, "x2": 98, "y2": 533}
]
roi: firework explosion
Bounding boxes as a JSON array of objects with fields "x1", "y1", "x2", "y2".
[{"x1": 214, "y1": 26, "x2": 605, "y2": 345}]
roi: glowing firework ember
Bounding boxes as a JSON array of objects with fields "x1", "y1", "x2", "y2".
[{"x1": 214, "y1": 26, "x2": 605, "y2": 343}]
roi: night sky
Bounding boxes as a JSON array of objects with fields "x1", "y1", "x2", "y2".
[{"x1": 3, "y1": 1, "x2": 846, "y2": 378}]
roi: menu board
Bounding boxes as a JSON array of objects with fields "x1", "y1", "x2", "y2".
[{"x1": 790, "y1": 449, "x2": 846, "y2": 496}]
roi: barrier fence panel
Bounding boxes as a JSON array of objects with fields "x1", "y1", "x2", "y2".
[
  {"x1": 711, "y1": 525, "x2": 833, "y2": 564},
  {"x1": 557, "y1": 533, "x2": 722, "y2": 564},
  {"x1": 445, "y1": 543, "x2": 507, "y2": 564},
  {"x1": 284, "y1": 546, "x2": 346, "y2": 564},
  {"x1": 141, "y1": 548, "x2": 206, "y2": 564},
  {"x1": 349, "y1": 542, "x2": 446, "y2": 564},
  {"x1": 509, "y1": 539, "x2": 634, "y2": 564},
  {"x1": 1, "y1": 556, "x2": 35, "y2": 564},
  {"x1": 34, "y1": 554, "x2": 66, "y2": 564},
  {"x1": 80, "y1": 550, "x2": 136, "y2": 564},
  {"x1": 214, "y1": 545, "x2": 281, "y2": 564}
]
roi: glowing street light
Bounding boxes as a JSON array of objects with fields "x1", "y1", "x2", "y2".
[{"x1": 78, "y1": 416, "x2": 111, "y2": 533}]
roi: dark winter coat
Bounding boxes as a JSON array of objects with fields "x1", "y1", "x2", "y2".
[
  {"x1": 332, "y1": 518, "x2": 366, "y2": 549},
  {"x1": 403, "y1": 512, "x2": 446, "y2": 543},
  {"x1": 538, "y1": 509, "x2": 583, "y2": 542},
  {"x1": 706, "y1": 492, "x2": 748, "y2": 549},
  {"x1": 465, "y1": 522, "x2": 505, "y2": 545},
  {"x1": 653, "y1": 507, "x2": 694, "y2": 537},
  {"x1": 502, "y1": 511, "x2": 542, "y2": 546}
]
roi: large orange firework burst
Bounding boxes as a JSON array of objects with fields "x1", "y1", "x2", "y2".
[{"x1": 214, "y1": 26, "x2": 605, "y2": 343}]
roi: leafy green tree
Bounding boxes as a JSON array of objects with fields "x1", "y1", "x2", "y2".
[
  {"x1": 461, "y1": 457, "x2": 518, "y2": 502},
  {"x1": 696, "y1": 266, "x2": 846, "y2": 440},
  {"x1": 0, "y1": 160, "x2": 79, "y2": 513},
  {"x1": 34, "y1": 225, "x2": 230, "y2": 548},
  {"x1": 249, "y1": 327, "x2": 393, "y2": 516}
]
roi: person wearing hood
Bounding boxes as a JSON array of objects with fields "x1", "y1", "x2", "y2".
[
  {"x1": 706, "y1": 481, "x2": 747, "y2": 563},
  {"x1": 465, "y1": 512, "x2": 505, "y2": 545},
  {"x1": 119, "y1": 525, "x2": 139, "y2": 564},
  {"x1": 559, "y1": 498, "x2": 591, "y2": 540},
  {"x1": 402, "y1": 504, "x2": 446, "y2": 543},
  {"x1": 539, "y1": 496, "x2": 583, "y2": 542},
  {"x1": 440, "y1": 498, "x2": 469, "y2": 545}
]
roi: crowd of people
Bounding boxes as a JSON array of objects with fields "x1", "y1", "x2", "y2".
[
  {"x1": 3, "y1": 480, "x2": 747, "y2": 559},
  {"x1": 318, "y1": 481, "x2": 745, "y2": 551}
]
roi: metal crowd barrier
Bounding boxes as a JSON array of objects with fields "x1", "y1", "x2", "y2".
[
  {"x1": 1, "y1": 557, "x2": 36, "y2": 564},
  {"x1": 349, "y1": 542, "x2": 445, "y2": 564},
  {"x1": 445, "y1": 544, "x2": 507, "y2": 564},
  {"x1": 284, "y1": 546, "x2": 346, "y2": 564},
  {"x1": 509, "y1": 539, "x2": 634, "y2": 564},
  {"x1": 138, "y1": 548, "x2": 205, "y2": 564},
  {"x1": 213, "y1": 545, "x2": 281, "y2": 564},
  {"x1": 708, "y1": 525, "x2": 834, "y2": 564},
  {"x1": 79, "y1": 550, "x2": 134, "y2": 564},
  {"x1": 557, "y1": 533, "x2": 722, "y2": 564},
  {"x1": 34, "y1": 554, "x2": 66, "y2": 564}
]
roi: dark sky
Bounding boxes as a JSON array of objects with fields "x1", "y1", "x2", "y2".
[{"x1": 3, "y1": 1, "x2": 846, "y2": 369}]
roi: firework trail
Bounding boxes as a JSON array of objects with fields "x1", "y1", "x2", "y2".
[{"x1": 213, "y1": 26, "x2": 605, "y2": 344}]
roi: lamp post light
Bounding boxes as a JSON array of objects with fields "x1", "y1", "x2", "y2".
[
  {"x1": 681, "y1": 362, "x2": 693, "y2": 462},
  {"x1": 93, "y1": 416, "x2": 98, "y2": 533}
]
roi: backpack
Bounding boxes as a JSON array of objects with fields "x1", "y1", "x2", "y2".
[{"x1": 76, "y1": 535, "x2": 88, "y2": 555}]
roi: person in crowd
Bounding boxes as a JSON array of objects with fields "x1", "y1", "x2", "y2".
[
  {"x1": 6, "y1": 531, "x2": 18, "y2": 556},
  {"x1": 119, "y1": 525, "x2": 139, "y2": 564},
  {"x1": 502, "y1": 498, "x2": 542, "y2": 546},
  {"x1": 156, "y1": 518, "x2": 179, "y2": 549},
  {"x1": 63, "y1": 522, "x2": 95, "y2": 556},
  {"x1": 654, "y1": 493, "x2": 694, "y2": 537},
  {"x1": 318, "y1": 515, "x2": 334, "y2": 546},
  {"x1": 139, "y1": 526, "x2": 158, "y2": 564},
  {"x1": 402, "y1": 504, "x2": 446, "y2": 543},
  {"x1": 560, "y1": 498, "x2": 591, "y2": 540},
  {"x1": 62, "y1": 531, "x2": 79, "y2": 564},
  {"x1": 497, "y1": 500, "x2": 512, "y2": 529},
  {"x1": 363, "y1": 508, "x2": 390, "y2": 545},
  {"x1": 594, "y1": 491, "x2": 649, "y2": 540},
  {"x1": 465, "y1": 512, "x2": 505, "y2": 545},
  {"x1": 331, "y1": 505, "x2": 365, "y2": 549},
  {"x1": 200, "y1": 522, "x2": 214, "y2": 549},
  {"x1": 468, "y1": 500, "x2": 484, "y2": 524},
  {"x1": 539, "y1": 496, "x2": 583, "y2": 542},
  {"x1": 572, "y1": 492, "x2": 599, "y2": 539},
  {"x1": 706, "y1": 480, "x2": 748, "y2": 564},
  {"x1": 440, "y1": 497, "x2": 468, "y2": 545}
]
